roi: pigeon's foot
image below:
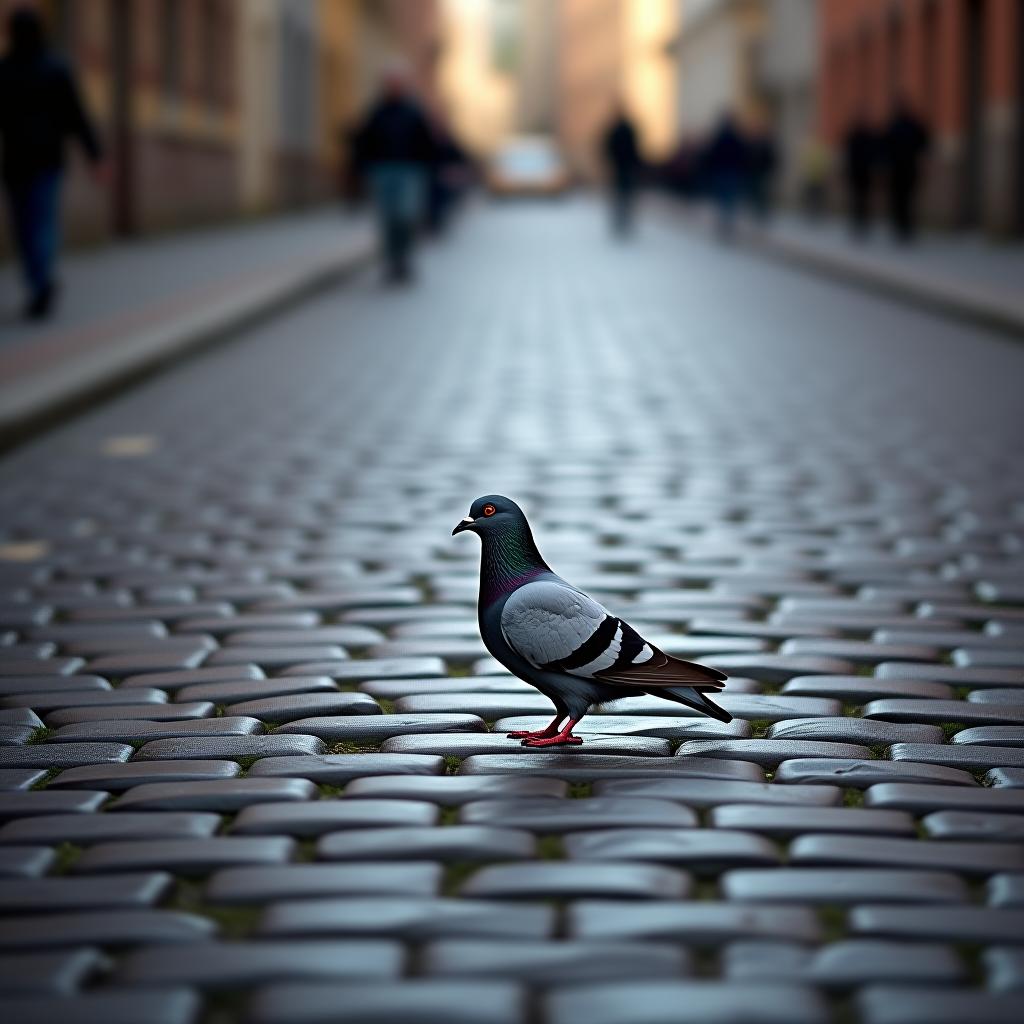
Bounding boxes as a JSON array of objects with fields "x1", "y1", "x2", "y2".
[
  {"x1": 521, "y1": 734, "x2": 583, "y2": 747},
  {"x1": 506, "y1": 714, "x2": 566, "y2": 741}
]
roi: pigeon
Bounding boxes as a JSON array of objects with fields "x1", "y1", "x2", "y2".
[{"x1": 453, "y1": 494, "x2": 730, "y2": 746}]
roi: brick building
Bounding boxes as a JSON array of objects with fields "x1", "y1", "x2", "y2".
[
  {"x1": 819, "y1": 0, "x2": 1023, "y2": 236},
  {"x1": 559, "y1": 0, "x2": 679, "y2": 180},
  {"x1": 0, "y1": 0, "x2": 438, "y2": 247}
]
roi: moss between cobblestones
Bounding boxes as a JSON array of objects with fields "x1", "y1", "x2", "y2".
[
  {"x1": 693, "y1": 879, "x2": 718, "y2": 901},
  {"x1": 30, "y1": 767, "x2": 60, "y2": 789},
  {"x1": 294, "y1": 839, "x2": 318, "y2": 862},
  {"x1": 955, "y1": 943, "x2": 986, "y2": 985},
  {"x1": 940, "y1": 722, "x2": 966, "y2": 740},
  {"x1": 27, "y1": 726, "x2": 54, "y2": 744},
  {"x1": 442, "y1": 862, "x2": 478, "y2": 895},
  {"x1": 842, "y1": 789, "x2": 865, "y2": 807},
  {"x1": 198, "y1": 992, "x2": 248, "y2": 1024},
  {"x1": 317, "y1": 783, "x2": 345, "y2": 798},
  {"x1": 831, "y1": 995, "x2": 859, "y2": 1024},
  {"x1": 691, "y1": 949, "x2": 719, "y2": 978},
  {"x1": 818, "y1": 906, "x2": 847, "y2": 942},
  {"x1": 567, "y1": 783, "x2": 592, "y2": 799},
  {"x1": 536, "y1": 836, "x2": 564, "y2": 860},
  {"x1": 171, "y1": 880, "x2": 261, "y2": 939},
  {"x1": 747, "y1": 719, "x2": 770, "y2": 738},
  {"x1": 443, "y1": 755, "x2": 463, "y2": 774},
  {"x1": 330, "y1": 741, "x2": 381, "y2": 754},
  {"x1": 444, "y1": 665, "x2": 470, "y2": 678},
  {"x1": 52, "y1": 842, "x2": 82, "y2": 874},
  {"x1": 376, "y1": 698, "x2": 396, "y2": 714}
]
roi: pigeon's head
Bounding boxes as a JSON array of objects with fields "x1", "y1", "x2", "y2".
[{"x1": 452, "y1": 494, "x2": 524, "y2": 537}]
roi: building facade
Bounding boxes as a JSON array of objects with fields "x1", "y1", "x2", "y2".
[
  {"x1": 558, "y1": 0, "x2": 622, "y2": 178},
  {"x1": 758, "y1": 0, "x2": 817, "y2": 204},
  {"x1": 559, "y1": 0, "x2": 678, "y2": 180},
  {"x1": 0, "y1": 0, "x2": 438, "y2": 247},
  {"x1": 438, "y1": 0, "x2": 516, "y2": 157},
  {"x1": 819, "y1": 0, "x2": 1023, "y2": 235},
  {"x1": 674, "y1": 0, "x2": 769, "y2": 139}
]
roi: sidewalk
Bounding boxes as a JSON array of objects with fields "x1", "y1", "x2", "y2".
[
  {"x1": 750, "y1": 215, "x2": 1024, "y2": 338},
  {"x1": 0, "y1": 209, "x2": 374, "y2": 445}
]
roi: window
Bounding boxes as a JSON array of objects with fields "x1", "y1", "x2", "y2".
[
  {"x1": 161, "y1": 0, "x2": 181, "y2": 100},
  {"x1": 201, "y1": 0, "x2": 222, "y2": 108}
]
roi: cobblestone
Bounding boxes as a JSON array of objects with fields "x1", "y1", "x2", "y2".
[{"x1": 0, "y1": 200, "x2": 1021, "y2": 1019}]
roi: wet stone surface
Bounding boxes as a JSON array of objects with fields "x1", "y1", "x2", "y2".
[{"x1": 0, "y1": 201, "x2": 1021, "y2": 1020}]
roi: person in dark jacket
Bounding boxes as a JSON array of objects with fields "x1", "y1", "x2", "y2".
[
  {"x1": 745, "y1": 126, "x2": 777, "y2": 222},
  {"x1": 883, "y1": 100, "x2": 930, "y2": 242},
  {"x1": 602, "y1": 107, "x2": 641, "y2": 237},
  {"x1": 843, "y1": 116, "x2": 878, "y2": 237},
  {"x1": 352, "y1": 69, "x2": 435, "y2": 283},
  {"x1": 704, "y1": 113, "x2": 748, "y2": 241},
  {"x1": 0, "y1": 7, "x2": 103, "y2": 317}
]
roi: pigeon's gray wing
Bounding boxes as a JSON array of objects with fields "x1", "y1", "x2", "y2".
[
  {"x1": 501, "y1": 579, "x2": 726, "y2": 690},
  {"x1": 500, "y1": 580, "x2": 613, "y2": 672}
]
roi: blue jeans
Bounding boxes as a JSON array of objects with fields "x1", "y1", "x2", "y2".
[
  {"x1": 369, "y1": 163, "x2": 425, "y2": 278},
  {"x1": 6, "y1": 170, "x2": 62, "y2": 299}
]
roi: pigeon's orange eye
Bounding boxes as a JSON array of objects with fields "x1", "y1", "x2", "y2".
[{"x1": 482, "y1": 504, "x2": 496, "y2": 517}]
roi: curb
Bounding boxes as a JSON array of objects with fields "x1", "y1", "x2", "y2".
[
  {"x1": 657, "y1": 197, "x2": 1024, "y2": 341},
  {"x1": 0, "y1": 231, "x2": 376, "y2": 453},
  {"x1": 747, "y1": 229, "x2": 1024, "y2": 341}
]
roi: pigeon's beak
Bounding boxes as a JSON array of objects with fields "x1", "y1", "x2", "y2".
[{"x1": 452, "y1": 517, "x2": 475, "y2": 536}]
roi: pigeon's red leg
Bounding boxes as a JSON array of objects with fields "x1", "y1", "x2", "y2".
[
  {"x1": 507, "y1": 714, "x2": 564, "y2": 740},
  {"x1": 521, "y1": 718, "x2": 583, "y2": 747}
]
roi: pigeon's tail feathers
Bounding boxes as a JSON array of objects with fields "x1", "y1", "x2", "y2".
[
  {"x1": 596, "y1": 651, "x2": 727, "y2": 690},
  {"x1": 659, "y1": 685, "x2": 733, "y2": 723},
  {"x1": 668, "y1": 656, "x2": 728, "y2": 689}
]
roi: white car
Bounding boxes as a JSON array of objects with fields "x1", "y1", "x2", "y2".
[{"x1": 487, "y1": 136, "x2": 571, "y2": 196}]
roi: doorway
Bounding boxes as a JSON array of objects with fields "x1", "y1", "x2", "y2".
[{"x1": 961, "y1": 0, "x2": 985, "y2": 226}]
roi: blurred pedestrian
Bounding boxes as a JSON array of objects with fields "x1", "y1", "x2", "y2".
[
  {"x1": 799, "y1": 138, "x2": 829, "y2": 220},
  {"x1": 704, "y1": 113, "x2": 747, "y2": 241},
  {"x1": 663, "y1": 136, "x2": 700, "y2": 201},
  {"x1": 843, "y1": 116, "x2": 878, "y2": 237},
  {"x1": 602, "y1": 106, "x2": 641, "y2": 237},
  {"x1": 352, "y1": 67, "x2": 435, "y2": 284},
  {"x1": 883, "y1": 99, "x2": 930, "y2": 243},
  {"x1": 0, "y1": 6, "x2": 103, "y2": 319},
  {"x1": 745, "y1": 122, "x2": 777, "y2": 222},
  {"x1": 425, "y1": 117, "x2": 470, "y2": 237}
]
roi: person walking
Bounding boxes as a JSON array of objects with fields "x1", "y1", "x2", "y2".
[
  {"x1": 843, "y1": 116, "x2": 878, "y2": 238},
  {"x1": 704, "y1": 113, "x2": 748, "y2": 241},
  {"x1": 745, "y1": 122, "x2": 777, "y2": 223},
  {"x1": 0, "y1": 7, "x2": 103, "y2": 319},
  {"x1": 602, "y1": 107, "x2": 641, "y2": 238},
  {"x1": 883, "y1": 100, "x2": 930, "y2": 242},
  {"x1": 352, "y1": 68, "x2": 435, "y2": 284}
]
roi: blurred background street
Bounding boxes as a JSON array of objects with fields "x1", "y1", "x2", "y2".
[
  {"x1": 0, "y1": 3, "x2": 1023, "y2": 1024},
  {"x1": 1, "y1": 0, "x2": 1023, "y2": 431}
]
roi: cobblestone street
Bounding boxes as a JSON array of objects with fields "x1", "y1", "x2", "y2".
[{"x1": 1, "y1": 199, "x2": 1023, "y2": 1023}]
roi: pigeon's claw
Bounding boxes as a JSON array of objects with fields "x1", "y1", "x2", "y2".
[
  {"x1": 521, "y1": 734, "x2": 584, "y2": 747},
  {"x1": 506, "y1": 713, "x2": 566, "y2": 741},
  {"x1": 521, "y1": 718, "x2": 582, "y2": 747}
]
